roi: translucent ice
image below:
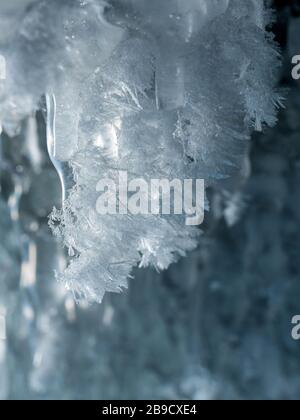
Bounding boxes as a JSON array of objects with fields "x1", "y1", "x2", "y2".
[{"x1": 0, "y1": 0, "x2": 282, "y2": 302}]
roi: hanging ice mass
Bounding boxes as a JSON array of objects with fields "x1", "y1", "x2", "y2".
[{"x1": 0, "y1": 0, "x2": 282, "y2": 302}]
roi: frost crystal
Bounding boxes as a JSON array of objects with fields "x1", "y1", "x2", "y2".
[{"x1": 0, "y1": 0, "x2": 282, "y2": 302}]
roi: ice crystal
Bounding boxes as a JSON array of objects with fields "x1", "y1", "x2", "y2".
[{"x1": 0, "y1": 0, "x2": 282, "y2": 302}]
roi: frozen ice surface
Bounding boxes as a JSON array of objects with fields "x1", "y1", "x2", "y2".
[{"x1": 0, "y1": 0, "x2": 282, "y2": 302}]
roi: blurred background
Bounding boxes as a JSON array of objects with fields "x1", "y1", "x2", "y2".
[{"x1": 0, "y1": 0, "x2": 300, "y2": 400}]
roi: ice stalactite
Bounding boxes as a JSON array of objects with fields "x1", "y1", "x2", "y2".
[{"x1": 0, "y1": 0, "x2": 282, "y2": 302}]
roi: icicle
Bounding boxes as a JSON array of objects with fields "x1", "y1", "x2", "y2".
[
  {"x1": 46, "y1": 94, "x2": 73, "y2": 204},
  {"x1": 25, "y1": 114, "x2": 43, "y2": 174}
]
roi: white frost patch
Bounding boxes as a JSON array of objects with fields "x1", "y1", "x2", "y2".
[{"x1": 0, "y1": 0, "x2": 282, "y2": 302}]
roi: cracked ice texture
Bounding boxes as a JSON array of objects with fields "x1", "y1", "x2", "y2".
[{"x1": 0, "y1": 0, "x2": 282, "y2": 302}]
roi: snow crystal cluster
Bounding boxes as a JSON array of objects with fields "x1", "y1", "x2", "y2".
[{"x1": 0, "y1": 0, "x2": 282, "y2": 302}]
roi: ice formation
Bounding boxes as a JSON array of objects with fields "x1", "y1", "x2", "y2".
[{"x1": 0, "y1": 0, "x2": 282, "y2": 302}]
